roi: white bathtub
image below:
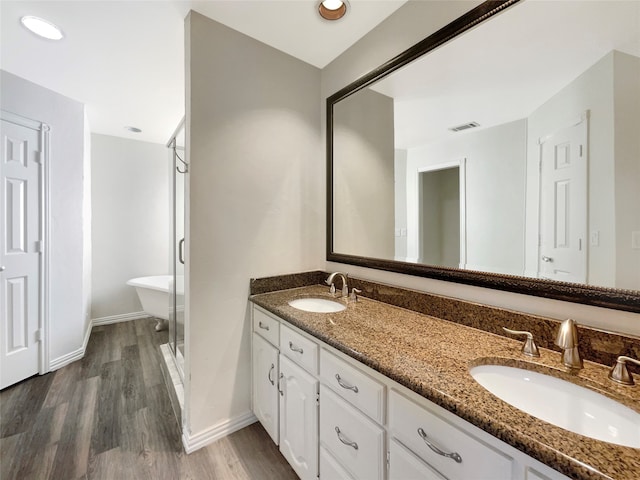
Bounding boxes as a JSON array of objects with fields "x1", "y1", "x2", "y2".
[{"x1": 127, "y1": 275, "x2": 184, "y2": 331}]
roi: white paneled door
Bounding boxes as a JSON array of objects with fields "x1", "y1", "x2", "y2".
[
  {"x1": 538, "y1": 115, "x2": 588, "y2": 284},
  {"x1": 0, "y1": 112, "x2": 45, "y2": 390}
]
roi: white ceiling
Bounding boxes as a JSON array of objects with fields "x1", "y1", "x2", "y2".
[
  {"x1": 370, "y1": 0, "x2": 640, "y2": 149},
  {"x1": 1, "y1": 0, "x2": 407, "y2": 144}
]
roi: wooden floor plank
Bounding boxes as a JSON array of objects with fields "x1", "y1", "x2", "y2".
[
  {"x1": 0, "y1": 318, "x2": 296, "y2": 480},
  {"x1": 0, "y1": 433, "x2": 23, "y2": 479},
  {"x1": 43, "y1": 360, "x2": 81, "y2": 408},
  {"x1": 0, "y1": 371, "x2": 54, "y2": 438},
  {"x1": 121, "y1": 344, "x2": 147, "y2": 415},
  {"x1": 136, "y1": 321, "x2": 167, "y2": 388},
  {"x1": 49, "y1": 376, "x2": 99, "y2": 479},
  {"x1": 91, "y1": 360, "x2": 123, "y2": 455}
]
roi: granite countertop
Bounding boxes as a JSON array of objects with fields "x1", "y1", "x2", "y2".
[{"x1": 250, "y1": 285, "x2": 640, "y2": 480}]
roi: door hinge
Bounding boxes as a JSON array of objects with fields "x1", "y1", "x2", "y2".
[
  {"x1": 35, "y1": 151, "x2": 43, "y2": 165},
  {"x1": 35, "y1": 329, "x2": 43, "y2": 342},
  {"x1": 35, "y1": 240, "x2": 43, "y2": 253},
  {"x1": 386, "y1": 450, "x2": 390, "y2": 469},
  {"x1": 316, "y1": 392, "x2": 320, "y2": 406}
]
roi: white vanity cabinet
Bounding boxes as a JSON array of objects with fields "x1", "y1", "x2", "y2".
[
  {"x1": 251, "y1": 304, "x2": 571, "y2": 480},
  {"x1": 251, "y1": 307, "x2": 319, "y2": 480},
  {"x1": 251, "y1": 333, "x2": 279, "y2": 444},
  {"x1": 279, "y1": 354, "x2": 319, "y2": 480}
]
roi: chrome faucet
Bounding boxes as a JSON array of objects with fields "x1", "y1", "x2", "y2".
[
  {"x1": 555, "y1": 318, "x2": 583, "y2": 369},
  {"x1": 326, "y1": 272, "x2": 348, "y2": 297}
]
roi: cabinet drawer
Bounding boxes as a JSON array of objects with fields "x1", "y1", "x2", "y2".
[
  {"x1": 389, "y1": 438, "x2": 447, "y2": 480},
  {"x1": 389, "y1": 390, "x2": 513, "y2": 480},
  {"x1": 320, "y1": 446, "x2": 355, "y2": 480},
  {"x1": 320, "y1": 385, "x2": 384, "y2": 480},
  {"x1": 280, "y1": 323, "x2": 318, "y2": 374},
  {"x1": 320, "y1": 349, "x2": 385, "y2": 424},
  {"x1": 253, "y1": 307, "x2": 280, "y2": 346}
]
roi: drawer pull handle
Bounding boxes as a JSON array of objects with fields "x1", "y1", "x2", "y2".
[
  {"x1": 335, "y1": 426, "x2": 358, "y2": 450},
  {"x1": 335, "y1": 374, "x2": 359, "y2": 393},
  {"x1": 268, "y1": 363, "x2": 275, "y2": 386},
  {"x1": 289, "y1": 341, "x2": 304, "y2": 354},
  {"x1": 417, "y1": 427, "x2": 462, "y2": 464},
  {"x1": 258, "y1": 321, "x2": 270, "y2": 331},
  {"x1": 278, "y1": 373, "x2": 284, "y2": 396}
]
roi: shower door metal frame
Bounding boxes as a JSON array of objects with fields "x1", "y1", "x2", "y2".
[{"x1": 167, "y1": 117, "x2": 186, "y2": 379}]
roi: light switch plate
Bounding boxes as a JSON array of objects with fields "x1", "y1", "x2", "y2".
[{"x1": 632, "y1": 231, "x2": 640, "y2": 250}]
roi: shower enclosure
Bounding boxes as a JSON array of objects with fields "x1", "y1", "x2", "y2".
[{"x1": 167, "y1": 118, "x2": 186, "y2": 379}]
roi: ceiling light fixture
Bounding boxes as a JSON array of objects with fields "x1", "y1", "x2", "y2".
[
  {"x1": 318, "y1": 0, "x2": 348, "y2": 21},
  {"x1": 124, "y1": 126, "x2": 142, "y2": 133},
  {"x1": 20, "y1": 16, "x2": 64, "y2": 40}
]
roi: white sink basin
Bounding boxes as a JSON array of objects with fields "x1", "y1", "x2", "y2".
[
  {"x1": 288, "y1": 297, "x2": 346, "y2": 313},
  {"x1": 470, "y1": 364, "x2": 640, "y2": 448}
]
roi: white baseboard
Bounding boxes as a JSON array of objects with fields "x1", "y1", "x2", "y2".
[
  {"x1": 182, "y1": 411, "x2": 258, "y2": 454},
  {"x1": 92, "y1": 311, "x2": 150, "y2": 326},
  {"x1": 49, "y1": 322, "x2": 92, "y2": 371}
]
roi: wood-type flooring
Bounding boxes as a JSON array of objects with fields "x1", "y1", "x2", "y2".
[{"x1": 0, "y1": 318, "x2": 297, "y2": 480}]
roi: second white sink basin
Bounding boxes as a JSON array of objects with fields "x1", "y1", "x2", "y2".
[
  {"x1": 288, "y1": 297, "x2": 346, "y2": 313},
  {"x1": 470, "y1": 364, "x2": 640, "y2": 448}
]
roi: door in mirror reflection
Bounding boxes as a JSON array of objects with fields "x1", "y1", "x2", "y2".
[{"x1": 538, "y1": 117, "x2": 587, "y2": 284}]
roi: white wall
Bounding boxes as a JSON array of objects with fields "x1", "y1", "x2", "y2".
[
  {"x1": 526, "y1": 53, "x2": 616, "y2": 286},
  {"x1": 333, "y1": 88, "x2": 395, "y2": 259},
  {"x1": 0, "y1": 70, "x2": 91, "y2": 364},
  {"x1": 83, "y1": 113, "x2": 92, "y2": 336},
  {"x1": 394, "y1": 149, "x2": 408, "y2": 260},
  {"x1": 90, "y1": 134, "x2": 169, "y2": 319},
  {"x1": 407, "y1": 120, "x2": 527, "y2": 275},
  {"x1": 186, "y1": 11, "x2": 322, "y2": 441},
  {"x1": 613, "y1": 51, "x2": 640, "y2": 290},
  {"x1": 321, "y1": 2, "x2": 640, "y2": 336}
]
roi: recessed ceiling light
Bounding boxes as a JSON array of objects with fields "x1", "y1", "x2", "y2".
[
  {"x1": 124, "y1": 126, "x2": 142, "y2": 133},
  {"x1": 318, "y1": 0, "x2": 348, "y2": 21},
  {"x1": 20, "y1": 16, "x2": 64, "y2": 40}
]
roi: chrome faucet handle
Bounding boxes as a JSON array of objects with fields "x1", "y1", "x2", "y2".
[
  {"x1": 329, "y1": 283, "x2": 336, "y2": 295},
  {"x1": 502, "y1": 327, "x2": 540, "y2": 357},
  {"x1": 608, "y1": 356, "x2": 640, "y2": 386},
  {"x1": 555, "y1": 318, "x2": 583, "y2": 369},
  {"x1": 349, "y1": 288, "x2": 362, "y2": 302}
]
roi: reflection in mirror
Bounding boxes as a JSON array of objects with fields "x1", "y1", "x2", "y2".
[{"x1": 331, "y1": 0, "x2": 640, "y2": 294}]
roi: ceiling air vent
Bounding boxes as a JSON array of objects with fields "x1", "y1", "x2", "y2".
[{"x1": 449, "y1": 121, "x2": 480, "y2": 132}]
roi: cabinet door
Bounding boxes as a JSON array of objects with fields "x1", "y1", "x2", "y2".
[
  {"x1": 279, "y1": 354, "x2": 319, "y2": 480},
  {"x1": 389, "y1": 439, "x2": 446, "y2": 480},
  {"x1": 252, "y1": 333, "x2": 279, "y2": 444}
]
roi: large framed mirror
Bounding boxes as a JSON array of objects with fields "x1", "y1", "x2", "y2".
[{"x1": 327, "y1": 0, "x2": 640, "y2": 313}]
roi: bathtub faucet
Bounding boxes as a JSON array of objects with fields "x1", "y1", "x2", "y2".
[{"x1": 326, "y1": 272, "x2": 348, "y2": 297}]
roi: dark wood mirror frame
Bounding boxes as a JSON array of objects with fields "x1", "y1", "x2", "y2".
[{"x1": 326, "y1": 0, "x2": 640, "y2": 314}]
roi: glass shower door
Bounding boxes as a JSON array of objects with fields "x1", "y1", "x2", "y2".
[{"x1": 169, "y1": 120, "x2": 186, "y2": 379}]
